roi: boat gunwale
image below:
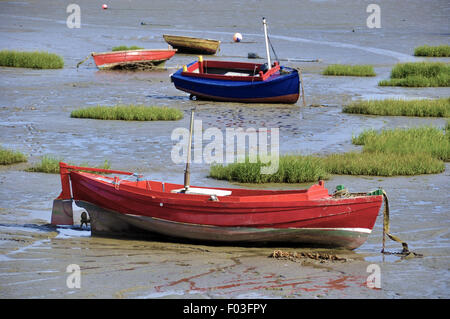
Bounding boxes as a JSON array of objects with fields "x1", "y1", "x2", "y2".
[
  {"x1": 91, "y1": 49, "x2": 177, "y2": 57},
  {"x1": 96, "y1": 59, "x2": 169, "y2": 69},
  {"x1": 162, "y1": 34, "x2": 221, "y2": 45},
  {"x1": 70, "y1": 170, "x2": 383, "y2": 208},
  {"x1": 177, "y1": 60, "x2": 292, "y2": 82}
]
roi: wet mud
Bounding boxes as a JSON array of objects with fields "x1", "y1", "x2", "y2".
[{"x1": 0, "y1": 0, "x2": 449, "y2": 298}]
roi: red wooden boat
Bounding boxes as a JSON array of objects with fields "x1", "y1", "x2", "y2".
[
  {"x1": 51, "y1": 163, "x2": 384, "y2": 249},
  {"x1": 91, "y1": 49, "x2": 177, "y2": 70}
]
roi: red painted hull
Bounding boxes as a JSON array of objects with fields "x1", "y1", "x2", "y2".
[
  {"x1": 91, "y1": 49, "x2": 176, "y2": 69},
  {"x1": 52, "y1": 164, "x2": 383, "y2": 249}
]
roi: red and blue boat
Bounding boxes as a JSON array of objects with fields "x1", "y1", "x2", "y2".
[
  {"x1": 171, "y1": 59, "x2": 300, "y2": 103},
  {"x1": 170, "y1": 18, "x2": 300, "y2": 104}
]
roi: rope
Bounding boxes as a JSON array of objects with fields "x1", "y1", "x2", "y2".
[
  {"x1": 267, "y1": 35, "x2": 279, "y2": 64},
  {"x1": 267, "y1": 35, "x2": 307, "y2": 107},
  {"x1": 333, "y1": 187, "x2": 350, "y2": 198},
  {"x1": 298, "y1": 68, "x2": 306, "y2": 107},
  {"x1": 332, "y1": 188, "x2": 422, "y2": 258},
  {"x1": 381, "y1": 190, "x2": 422, "y2": 257},
  {"x1": 76, "y1": 55, "x2": 90, "y2": 68}
]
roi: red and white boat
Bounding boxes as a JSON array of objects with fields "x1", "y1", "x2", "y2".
[
  {"x1": 91, "y1": 49, "x2": 177, "y2": 70},
  {"x1": 51, "y1": 162, "x2": 384, "y2": 250}
]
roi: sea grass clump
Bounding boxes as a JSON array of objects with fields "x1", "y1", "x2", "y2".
[
  {"x1": 0, "y1": 146, "x2": 27, "y2": 165},
  {"x1": 323, "y1": 64, "x2": 376, "y2": 77},
  {"x1": 343, "y1": 98, "x2": 450, "y2": 117},
  {"x1": 379, "y1": 62, "x2": 450, "y2": 87},
  {"x1": 111, "y1": 46, "x2": 144, "y2": 51},
  {"x1": 0, "y1": 50, "x2": 64, "y2": 69},
  {"x1": 26, "y1": 156, "x2": 111, "y2": 174},
  {"x1": 209, "y1": 126, "x2": 449, "y2": 182},
  {"x1": 414, "y1": 45, "x2": 450, "y2": 57},
  {"x1": 70, "y1": 105, "x2": 184, "y2": 121}
]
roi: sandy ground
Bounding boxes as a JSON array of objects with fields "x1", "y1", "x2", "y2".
[{"x1": 0, "y1": 0, "x2": 449, "y2": 299}]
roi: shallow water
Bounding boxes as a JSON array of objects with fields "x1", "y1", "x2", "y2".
[{"x1": 0, "y1": 0, "x2": 449, "y2": 299}]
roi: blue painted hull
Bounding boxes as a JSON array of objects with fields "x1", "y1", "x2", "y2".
[{"x1": 171, "y1": 64, "x2": 300, "y2": 104}]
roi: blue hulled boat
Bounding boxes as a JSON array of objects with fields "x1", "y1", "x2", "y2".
[
  {"x1": 170, "y1": 18, "x2": 301, "y2": 104},
  {"x1": 170, "y1": 60, "x2": 300, "y2": 103}
]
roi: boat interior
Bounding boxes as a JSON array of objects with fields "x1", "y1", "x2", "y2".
[
  {"x1": 77, "y1": 171, "x2": 331, "y2": 202},
  {"x1": 182, "y1": 60, "x2": 282, "y2": 81}
]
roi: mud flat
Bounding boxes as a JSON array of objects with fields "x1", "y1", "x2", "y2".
[{"x1": 1, "y1": 0, "x2": 449, "y2": 299}]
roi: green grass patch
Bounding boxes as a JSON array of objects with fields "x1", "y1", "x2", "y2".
[
  {"x1": 0, "y1": 50, "x2": 64, "y2": 69},
  {"x1": 210, "y1": 155, "x2": 329, "y2": 184},
  {"x1": 322, "y1": 64, "x2": 376, "y2": 77},
  {"x1": 414, "y1": 45, "x2": 450, "y2": 57},
  {"x1": 343, "y1": 98, "x2": 450, "y2": 117},
  {"x1": 322, "y1": 152, "x2": 444, "y2": 176},
  {"x1": 379, "y1": 62, "x2": 450, "y2": 87},
  {"x1": 209, "y1": 126, "x2": 449, "y2": 183},
  {"x1": 111, "y1": 45, "x2": 144, "y2": 51},
  {"x1": 25, "y1": 155, "x2": 111, "y2": 174},
  {"x1": 353, "y1": 126, "x2": 449, "y2": 161},
  {"x1": 70, "y1": 105, "x2": 184, "y2": 121},
  {"x1": 0, "y1": 147, "x2": 27, "y2": 165}
]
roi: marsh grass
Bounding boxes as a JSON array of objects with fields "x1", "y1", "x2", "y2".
[
  {"x1": 378, "y1": 62, "x2": 450, "y2": 87},
  {"x1": 26, "y1": 156, "x2": 111, "y2": 174},
  {"x1": 343, "y1": 98, "x2": 450, "y2": 117},
  {"x1": 414, "y1": 45, "x2": 450, "y2": 57},
  {"x1": 0, "y1": 50, "x2": 64, "y2": 69},
  {"x1": 111, "y1": 46, "x2": 144, "y2": 51},
  {"x1": 70, "y1": 105, "x2": 184, "y2": 121},
  {"x1": 323, "y1": 152, "x2": 444, "y2": 176},
  {"x1": 209, "y1": 126, "x2": 449, "y2": 183},
  {"x1": 0, "y1": 147, "x2": 27, "y2": 165},
  {"x1": 210, "y1": 155, "x2": 329, "y2": 184},
  {"x1": 322, "y1": 64, "x2": 376, "y2": 77},
  {"x1": 353, "y1": 126, "x2": 449, "y2": 161}
]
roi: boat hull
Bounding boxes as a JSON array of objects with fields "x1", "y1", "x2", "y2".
[
  {"x1": 76, "y1": 200, "x2": 371, "y2": 249},
  {"x1": 63, "y1": 169, "x2": 382, "y2": 249},
  {"x1": 163, "y1": 34, "x2": 220, "y2": 55},
  {"x1": 92, "y1": 49, "x2": 176, "y2": 69},
  {"x1": 171, "y1": 64, "x2": 300, "y2": 104}
]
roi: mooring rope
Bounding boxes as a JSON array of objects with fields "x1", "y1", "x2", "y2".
[
  {"x1": 332, "y1": 187, "x2": 422, "y2": 258},
  {"x1": 76, "y1": 55, "x2": 90, "y2": 68},
  {"x1": 267, "y1": 35, "x2": 279, "y2": 64},
  {"x1": 381, "y1": 190, "x2": 422, "y2": 257}
]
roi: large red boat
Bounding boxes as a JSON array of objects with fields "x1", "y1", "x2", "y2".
[
  {"x1": 91, "y1": 49, "x2": 177, "y2": 70},
  {"x1": 51, "y1": 163, "x2": 383, "y2": 249}
]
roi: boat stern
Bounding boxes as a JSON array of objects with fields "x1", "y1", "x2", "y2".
[
  {"x1": 51, "y1": 198, "x2": 74, "y2": 225},
  {"x1": 51, "y1": 162, "x2": 74, "y2": 225}
]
